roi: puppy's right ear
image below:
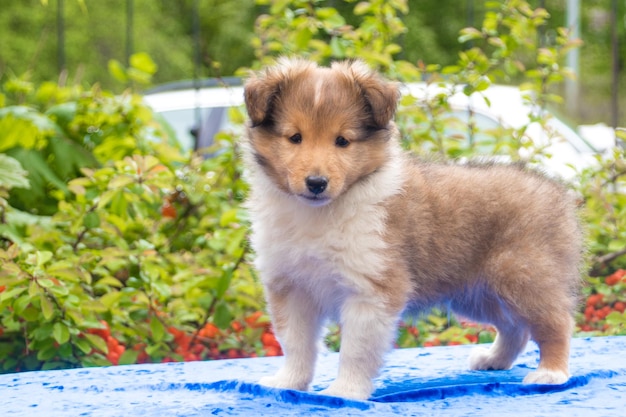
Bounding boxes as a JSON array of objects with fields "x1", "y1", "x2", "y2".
[{"x1": 244, "y1": 70, "x2": 281, "y2": 127}]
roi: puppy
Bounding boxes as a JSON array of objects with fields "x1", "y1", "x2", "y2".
[{"x1": 242, "y1": 58, "x2": 583, "y2": 400}]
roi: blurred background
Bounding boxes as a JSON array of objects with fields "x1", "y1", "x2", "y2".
[{"x1": 0, "y1": 0, "x2": 623, "y2": 127}]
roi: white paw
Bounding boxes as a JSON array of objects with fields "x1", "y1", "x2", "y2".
[
  {"x1": 523, "y1": 369, "x2": 569, "y2": 385},
  {"x1": 319, "y1": 379, "x2": 372, "y2": 400},
  {"x1": 259, "y1": 374, "x2": 309, "y2": 391},
  {"x1": 468, "y1": 346, "x2": 512, "y2": 371}
]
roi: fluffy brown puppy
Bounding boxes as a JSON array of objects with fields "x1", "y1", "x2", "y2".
[{"x1": 242, "y1": 57, "x2": 583, "y2": 400}]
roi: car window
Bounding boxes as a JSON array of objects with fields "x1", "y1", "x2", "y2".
[
  {"x1": 445, "y1": 109, "x2": 507, "y2": 152},
  {"x1": 158, "y1": 107, "x2": 229, "y2": 151}
]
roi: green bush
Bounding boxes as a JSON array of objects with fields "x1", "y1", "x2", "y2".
[{"x1": 0, "y1": 59, "x2": 270, "y2": 371}]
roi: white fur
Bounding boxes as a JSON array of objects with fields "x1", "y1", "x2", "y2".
[
  {"x1": 244, "y1": 142, "x2": 405, "y2": 297},
  {"x1": 243, "y1": 141, "x2": 405, "y2": 398}
]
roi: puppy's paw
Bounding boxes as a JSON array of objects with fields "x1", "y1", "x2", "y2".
[
  {"x1": 319, "y1": 379, "x2": 372, "y2": 400},
  {"x1": 468, "y1": 346, "x2": 512, "y2": 371},
  {"x1": 523, "y1": 369, "x2": 569, "y2": 385},
  {"x1": 259, "y1": 374, "x2": 309, "y2": 391}
]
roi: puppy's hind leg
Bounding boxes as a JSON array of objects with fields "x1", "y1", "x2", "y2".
[
  {"x1": 523, "y1": 315, "x2": 573, "y2": 385},
  {"x1": 469, "y1": 323, "x2": 530, "y2": 371}
]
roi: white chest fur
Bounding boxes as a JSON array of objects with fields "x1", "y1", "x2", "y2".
[{"x1": 245, "y1": 151, "x2": 405, "y2": 308}]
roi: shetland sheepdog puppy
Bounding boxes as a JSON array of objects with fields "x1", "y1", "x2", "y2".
[{"x1": 241, "y1": 58, "x2": 583, "y2": 400}]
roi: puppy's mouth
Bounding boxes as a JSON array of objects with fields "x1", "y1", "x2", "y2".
[{"x1": 296, "y1": 194, "x2": 332, "y2": 207}]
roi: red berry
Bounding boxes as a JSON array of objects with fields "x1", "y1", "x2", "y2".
[
  {"x1": 261, "y1": 331, "x2": 280, "y2": 349},
  {"x1": 613, "y1": 301, "x2": 626, "y2": 313},
  {"x1": 244, "y1": 311, "x2": 266, "y2": 328},
  {"x1": 264, "y1": 346, "x2": 282, "y2": 357},
  {"x1": 161, "y1": 202, "x2": 177, "y2": 219},
  {"x1": 226, "y1": 349, "x2": 240, "y2": 359},
  {"x1": 586, "y1": 294, "x2": 604, "y2": 308},
  {"x1": 199, "y1": 323, "x2": 219, "y2": 339},
  {"x1": 465, "y1": 334, "x2": 478, "y2": 343}
]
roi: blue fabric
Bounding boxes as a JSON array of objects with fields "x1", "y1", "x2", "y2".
[{"x1": 1, "y1": 336, "x2": 625, "y2": 416}]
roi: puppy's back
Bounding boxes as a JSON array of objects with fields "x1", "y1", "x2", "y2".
[{"x1": 389, "y1": 160, "x2": 583, "y2": 312}]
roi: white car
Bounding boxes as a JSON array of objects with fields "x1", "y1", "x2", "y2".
[
  {"x1": 143, "y1": 79, "x2": 606, "y2": 180},
  {"x1": 143, "y1": 78, "x2": 245, "y2": 152},
  {"x1": 401, "y1": 82, "x2": 610, "y2": 180}
]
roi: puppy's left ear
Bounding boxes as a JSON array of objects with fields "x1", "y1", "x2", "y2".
[
  {"x1": 343, "y1": 61, "x2": 400, "y2": 127},
  {"x1": 244, "y1": 72, "x2": 279, "y2": 127}
]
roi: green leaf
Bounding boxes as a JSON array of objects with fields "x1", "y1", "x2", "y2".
[
  {"x1": 216, "y1": 269, "x2": 233, "y2": 298},
  {"x1": 330, "y1": 37, "x2": 346, "y2": 58},
  {"x1": 118, "y1": 349, "x2": 140, "y2": 365},
  {"x1": 95, "y1": 276, "x2": 124, "y2": 288},
  {"x1": 108, "y1": 175, "x2": 135, "y2": 189},
  {"x1": 0, "y1": 154, "x2": 30, "y2": 190},
  {"x1": 606, "y1": 311, "x2": 626, "y2": 326},
  {"x1": 85, "y1": 333, "x2": 108, "y2": 354},
  {"x1": 213, "y1": 301, "x2": 233, "y2": 330},
  {"x1": 83, "y1": 211, "x2": 101, "y2": 229},
  {"x1": 145, "y1": 342, "x2": 166, "y2": 356},
  {"x1": 458, "y1": 27, "x2": 483, "y2": 43},
  {"x1": 37, "y1": 345, "x2": 58, "y2": 361},
  {"x1": 36, "y1": 250, "x2": 53, "y2": 267},
  {"x1": 6, "y1": 146, "x2": 68, "y2": 215},
  {"x1": 354, "y1": 1, "x2": 371, "y2": 15},
  {"x1": 150, "y1": 316, "x2": 165, "y2": 342},
  {"x1": 219, "y1": 208, "x2": 239, "y2": 227},
  {"x1": 0, "y1": 106, "x2": 52, "y2": 151},
  {"x1": 0, "y1": 286, "x2": 27, "y2": 302},
  {"x1": 53, "y1": 322, "x2": 70, "y2": 344},
  {"x1": 40, "y1": 294, "x2": 54, "y2": 320},
  {"x1": 100, "y1": 291, "x2": 124, "y2": 307},
  {"x1": 75, "y1": 338, "x2": 92, "y2": 354},
  {"x1": 108, "y1": 59, "x2": 127, "y2": 83},
  {"x1": 130, "y1": 52, "x2": 158, "y2": 75}
]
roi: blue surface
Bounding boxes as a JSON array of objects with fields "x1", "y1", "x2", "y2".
[{"x1": 1, "y1": 336, "x2": 625, "y2": 416}]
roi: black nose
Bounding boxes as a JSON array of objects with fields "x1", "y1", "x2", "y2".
[{"x1": 305, "y1": 176, "x2": 328, "y2": 195}]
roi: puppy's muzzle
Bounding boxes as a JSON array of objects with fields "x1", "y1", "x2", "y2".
[{"x1": 305, "y1": 176, "x2": 328, "y2": 195}]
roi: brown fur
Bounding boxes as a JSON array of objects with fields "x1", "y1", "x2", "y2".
[{"x1": 242, "y1": 58, "x2": 584, "y2": 400}]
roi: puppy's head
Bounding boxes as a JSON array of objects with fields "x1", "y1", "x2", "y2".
[{"x1": 244, "y1": 58, "x2": 399, "y2": 206}]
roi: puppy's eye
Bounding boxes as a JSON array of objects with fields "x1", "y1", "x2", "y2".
[
  {"x1": 335, "y1": 136, "x2": 350, "y2": 148},
  {"x1": 288, "y1": 133, "x2": 302, "y2": 144}
]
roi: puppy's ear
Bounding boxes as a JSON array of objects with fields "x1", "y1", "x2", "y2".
[
  {"x1": 338, "y1": 60, "x2": 400, "y2": 127},
  {"x1": 244, "y1": 58, "x2": 316, "y2": 127},
  {"x1": 244, "y1": 71, "x2": 279, "y2": 127}
]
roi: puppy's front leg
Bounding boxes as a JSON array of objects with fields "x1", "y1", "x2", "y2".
[
  {"x1": 320, "y1": 296, "x2": 400, "y2": 400},
  {"x1": 259, "y1": 284, "x2": 323, "y2": 392}
]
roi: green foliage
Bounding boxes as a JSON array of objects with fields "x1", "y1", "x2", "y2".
[
  {"x1": 0, "y1": 131, "x2": 263, "y2": 371},
  {"x1": 1, "y1": 0, "x2": 624, "y2": 124},
  {"x1": 0, "y1": 0, "x2": 256, "y2": 89},
  {"x1": 577, "y1": 270, "x2": 626, "y2": 336},
  {"x1": 108, "y1": 52, "x2": 158, "y2": 88},
  {"x1": 578, "y1": 147, "x2": 626, "y2": 275},
  {"x1": 252, "y1": 0, "x2": 409, "y2": 72},
  {"x1": 0, "y1": 55, "x2": 181, "y2": 216},
  {"x1": 0, "y1": 57, "x2": 265, "y2": 371}
]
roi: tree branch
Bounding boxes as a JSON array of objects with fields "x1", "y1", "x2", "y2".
[{"x1": 590, "y1": 247, "x2": 626, "y2": 276}]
